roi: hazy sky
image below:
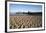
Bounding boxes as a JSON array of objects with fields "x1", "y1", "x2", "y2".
[{"x1": 9, "y1": 4, "x2": 42, "y2": 13}]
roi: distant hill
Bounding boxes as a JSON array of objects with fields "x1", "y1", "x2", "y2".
[{"x1": 10, "y1": 12, "x2": 42, "y2": 16}]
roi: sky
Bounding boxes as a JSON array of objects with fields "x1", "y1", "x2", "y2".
[{"x1": 9, "y1": 4, "x2": 42, "y2": 13}]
